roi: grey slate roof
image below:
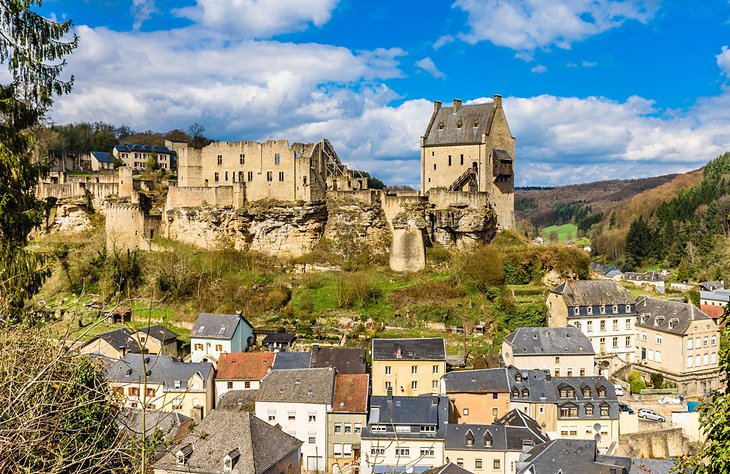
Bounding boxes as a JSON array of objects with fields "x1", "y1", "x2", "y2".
[
  {"x1": 445, "y1": 411, "x2": 548, "y2": 452},
  {"x1": 155, "y1": 410, "x2": 302, "y2": 474},
  {"x1": 423, "y1": 463, "x2": 474, "y2": 474},
  {"x1": 262, "y1": 332, "x2": 296, "y2": 345},
  {"x1": 90, "y1": 327, "x2": 133, "y2": 351},
  {"x1": 363, "y1": 394, "x2": 449, "y2": 440},
  {"x1": 495, "y1": 409, "x2": 551, "y2": 448},
  {"x1": 372, "y1": 338, "x2": 446, "y2": 361},
  {"x1": 700, "y1": 289, "x2": 730, "y2": 302},
  {"x1": 191, "y1": 313, "x2": 251, "y2": 340},
  {"x1": 256, "y1": 367, "x2": 335, "y2": 405},
  {"x1": 137, "y1": 324, "x2": 177, "y2": 343},
  {"x1": 217, "y1": 390, "x2": 258, "y2": 411},
  {"x1": 623, "y1": 271, "x2": 664, "y2": 282},
  {"x1": 107, "y1": 354, "x2": 213, "y2": 391},
  {"x1": 504, "y1": 327, "x2": 595, "y2": 356},
  {"x1": 311, "y1": 346, "x2": 367, "y2": 374},
  {"x1": 551, "y1": 280, "x2": 635, "y2": 306},
  {"x1": 507, "y1": 368, "x2": 619, "y2": 420},
  {"x1": 423, "y1": 102, "x2": 494, "y2": 146},
  {"x1": 517, "y1": 439, "x2": 627, "y2": 474},
  {"x1": 90, "y1": 151, "x2": 115, "y2": 163},
  {"x1": 117, "y1": 408, "x2": 191, "y2": 439},
  {"x1": 272, "y1": 351, "x2": 312, "y2": 370},
  {"x1": 636, "y1": 296, "x2": 712, "y2": 335},
  {"x1": 442, "y1": 368, "x2": 510, "y2": 393}
]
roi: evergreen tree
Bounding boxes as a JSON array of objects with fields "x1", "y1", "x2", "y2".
[
  {"x1": 0, "y1": 1, "x2": 78, "y2": 321},
  {"x1": 624, "y1": 216, "x2": 651, "y2": 270}
]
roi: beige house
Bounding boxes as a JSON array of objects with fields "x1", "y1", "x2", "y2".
[
  {"x1": 507, "y1": 368, "x2": 620, "y2": 451},
  {"x1": 441, "y1": 369, "x2": 511, "y2": 424},
  {"x1": 113, "y1": 144, "x2": 176, "y2": 170},
  {"x1": 635, "y1": 296, "x2": 721, "y2": 396},
  {"x1": 327, "y1": 373, "x2": 369, "y2": 474},
  {"x1": 502, "y1": 327, "x2": 595, "y2": 376},
  {"x1": 108, "y1": 354, "x2": 214, "y2": 420},
  {"x1": 130, "y1": 324, "x2": 178, "y2": 357},
  {"x1": 80, "y1": 325, "x2": 178, "y2": 359},
  {"x1": 444, "y1": 410, "x2": 549, "y2": 474},
  {"x1": 547, "y1": 280, "x2": 637, "y2": 376},
  {"x1": 371, "y1": 338, "x2": 446, "y2": 396},
  {"x1": 421, "y1": 94, "x2": 515, "y2": 229}
]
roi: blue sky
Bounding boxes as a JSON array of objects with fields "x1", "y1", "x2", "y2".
[{"x1": 43, "y1": 0, "x2": 730, "y2": 187}]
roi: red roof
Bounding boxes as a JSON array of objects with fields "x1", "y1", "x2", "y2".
[
  {"x1": 700, "y1": 304, "x2": 724, "y2": 319},
  {"x1": 216, "y1": 352, "x2": 275, "y2": 381},
  {"x1": 333, "y1": 374, "x2": 369, "y2": 413}
]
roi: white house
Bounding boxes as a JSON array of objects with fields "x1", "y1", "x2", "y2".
[
  {"x1": 255, "y1": 367, "x2": 336, "y2": 473},
  {"x1": 190, "y1": 313, "x2": 254, "y2": 365}
]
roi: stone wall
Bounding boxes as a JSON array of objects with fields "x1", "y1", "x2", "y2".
[
  {"x1": 104, "y1": 203, "x2": 161, "y2": 252},
  {"x1": 427, "y1": 188, "x2": 491, "y2": 209},
  {"x1": 324, "y1": 195, "x2": 391, "y2": 260},
  {"x1": 37, "y1": 181, "x2": 120, "y2": 210},
  {"x1": 617, "y1": 427, "x2": 688, "y2": 459},
  {"x1": 165, "y1": 183, "x2": 245, "y2": 209}
]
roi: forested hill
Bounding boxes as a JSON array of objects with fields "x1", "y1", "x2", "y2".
[{"x1": 515, "y1": 174, "x2": 681, "y2": 228}]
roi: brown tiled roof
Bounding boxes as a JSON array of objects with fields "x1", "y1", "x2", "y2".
[
  {"x1": 216, "y1": 352, "x2": 275, "y2": 381},
  {"x1": 333, "y1": 373, "x2": 369, "y2": 413}
]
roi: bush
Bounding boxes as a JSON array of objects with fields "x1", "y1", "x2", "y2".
[
  {"x1": 460, "y1": 245, "x2": 504, "y2": 291},
  {"x1": 627, "y1": 369, "x2": 642, "y2": 383},
  {"x1": 335, "y1": 272, "x2": 381, "y2": 308},
  {"x1": 630, "y1": 379, "x2": 646, "y2": 394},
  {"x1": 650, "y1": 373, "x2": 664, "y2": 388}
]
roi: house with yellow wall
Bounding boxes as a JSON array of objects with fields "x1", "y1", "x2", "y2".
[{"x1": 371, "y1": 338, "x2": 446, "y2": 396}]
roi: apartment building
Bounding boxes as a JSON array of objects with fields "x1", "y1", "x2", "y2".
[
  {"x1": 371, "y1": 338, "x2": 446, "y2": 396},
  {"x1": 502, "y1": 326, "x2": 595, "y2": 376},
  {"x1": 441, "y1": 368, "x2": 511, "y2": 424}
]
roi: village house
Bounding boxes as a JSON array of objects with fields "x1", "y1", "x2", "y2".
[
  {"x1": 113, "y1": 143, "x2": 176, "y2": 171},
  {"x1": 90, "y1": 151, "x2": 115, "y2": 171},
  {"x1": 272, "y1": 351, "x2": 312, "y2": 370},
  {"x1": 699, "y1": 287, "x2": 729, "y2": 321},
  {"x1": 311, "y1": 344, "x2": 368, "y2": 374},
  {"x1": 107, "y1": 354, "x2": 214, "y2": 421},
  {"x1": 255, "y1": 367, "x2": 336, "y2": 473},
  {"x1": 130, "y1": 324, "x2": 178, "y2": 357},
  {"x1": 214, "y1": 352, "x2": 275, "y2": 400},
  {"x1": 80, "y1": 324, "x2": 178, "y2": 359},
  {"x1": 421, "y1": 95, "x2": 515, "y2": 229},
  {"x1": 441, "y1": 368, "x2": 511, "y2": 424},
  {"x1": 501, "y1": 327, "x2": 595, "y2": 377},
  {"x1": 622, "y1": 271, "x2": 666, "y2": 291},
  {"x1": 327, "y1": 373, "x2": 370, "y2": 474},
  {"x1": 547, "y1": 280, "x2": 637, "y2": 376},
  {"x1": 371, "y1": 337, "x2": 447, "y2": 396},
  {"x1": 190, "y1": 312, "x2": 254, "y2": 364},
  {"x1": 360, "y1": 391, "x2": 449, "y2": 474},
  {"x1": 507, "y1": 368, "x2": 620, "y2": 451},
  {"x1": 153, "y1": 410, "x2": 302, "y2": 474},
  {"x1": 424, "y1": 464, "x2": 472, "y2": 474},
  {"x1": 443, "y1": 409, "x2": 550, "y2": 474},
  {"x1": 635, "y1": 296, "x2": 721, "y2": 396},
  {"x1": 262, "y1": 332, "x2": 296, "y2": 352}
]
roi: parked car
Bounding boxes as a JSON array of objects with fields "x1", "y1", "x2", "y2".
[
  {"x1": 614, "y1": 384, "x2": 624, "y2": 396},
  {"x1": 619, "y1": 402, "x2": 634, "y2": 414},
  {"x1": 638, "y1": 408, "x2": 666, "y2": 422}
]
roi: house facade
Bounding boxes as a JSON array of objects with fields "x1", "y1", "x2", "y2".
[
  {"x1": 130, "y1": 324, "x2": 178, "y2": 357},
  {"x1": 507, "y1": 368, "x2": 620, "y2": 450},
  {"x1": 214, "y1": 352, "x2": 275, "y2": 400},
  {"x1": 108, "y1": 354, "x2": 214, "y2": 420},
  {"x1": 501, "y1": 327, "x2": 595, "y2": 376},
  {"x1": 699, "y1": 288, "x2": 730, "y2": 321},
  {"x1": 327, "y1": 373, "x2": 369, "y2": 474},
  {"x1": 371, "y1": 338, "x2": 447, "y2": 397},
  {"x1": 360, "y1": 392, "x2": 449, "y2": 474},
  {"x1": 255, "y1": 367, "x2": 336, "y2": 473},
  {"x1": 113, "y1": 143, "x2": 176, "y2": 171},
  {"x1": 90, "y1": 151, "x2": 115, "y2": 171},
  {"x1": 547, "y1": 280, "x2": 637, "y2": 376},
  {"x1": 441, "y1": 368, "x2": 511, "y2": 424},
  {"x1": 190, "y1": 312, "x2": 254, "y2": 364},
  {"x1": 420, "y1": 95, "x2": 515, "y2": 229},
  {"x1": 635, "y1": 296, "x2": 721, "y2": 396}
]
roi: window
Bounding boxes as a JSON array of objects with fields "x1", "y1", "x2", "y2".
[
  {"x1": 411, "y1": 381, "x2": 418, "y2": 390},
  {"x1": 492, "y1": 393, "x2": 498, "y2": 399},
  {"x1": 308, "y1": 435, "x2": 316, "y2": 444},
  {"x1": 433, "y1": 365, "x2": 439, "y2": 374},
  {"x1": 656, "y1": 351, "x2": 662, "y2": 363},
  {"x1": 420, "y1": 447, "x2": 434, "y2": 457},
  {"x1": 239, "y1": 153, "x2": 245, "y2": 164},
  {"x1": 580, "y1": 368, "x2": 586, "y2": 376},
  {"x1": 712, "y1": 352, "x2": 717, "y2": 364},
  {"x1": 460, "y1": 154, "x2": 464, "y2": 165},
  {"x1": 215, "y1": 344, "x2": 223, "y2": 351},
  {"x1": 354, "y1": 423, "x2": 362, "y2": 433},
  {"x1": 613, "y1": 320, "x2": 619, "y2": 331},
  {"x1": 217, "y1": 154, "x2": 222, "y2": 165},
  {"x1": 146, "y1": 387, "x2": 156, "y2": 397},
  {"x1": 370, "y1": 447, "x2": 385, "y2": 455},
  {"x1": 279, "y1": 171, "x2": 284, "y2": 181},
  {"x1": 522, "y1": 389, "x2": 529, "y2": 398},
  {"x1": 225, "y1": 171, "x2": 228, "y2": 181},
  {"x1": 600, "y1": 404, "x2": 609, "y2": 416},
  {"x1": 625, "y1": 319, "x2": 632, "y2": 330},
  {"x1": 411, "y1": 365, "x2": 418, "y2": 375},
  {"x1": 574, "y1": 306, "x2": 580, "y2": 315},
  {"x1": 704, "y1": 353, "x2": 709, "y2": 365},
  {"x1": 688, "y1": 338, "x2": 693, "y2": 350},
  {"x1": 274, "y1": 153, "x2": 280, "y2": 165},
  {"x1": 712, "y1": 335, "x2": 717, "y2": 346},
  {"x1": 582, "y1": 387, "x2": 591, "y2": 397},
  {"x1": 704, "y1": 336, "x2": 709, "y2": 347},
  {"x1": 612, "y1": 337, "x2": 618, "y2": 348},
  {"x1": 613, "y1": 305, "x2": 619, "y2": 313},
  {"x1": 343, "y1": 444, "x2": 352, "y2": 457},
  {"x1": 457, "y1": 459, "x2": 464, "y2": 467},
  {"x1": 586, "y1": 320, "x2": 593, "y2": 332},
  {"x1": 268, "y1": 412, "x2": 276, "y2": 422},
  {"x1": 288, "y1": 411, "x2": 296, "y2": 421},
  {"x1": 656, "y1": 334, "x2": 662, "y2": 345},
  {"x1": 560, "y1": 405, "x2": 578, "y2": 417},
  {"x1": 587, "y1": 306, "x2": 593, "y2": 315},
  {"x1": 385, "y1": 366, "x2": 392, "y2": 376},
  {"x1": 448, "y1": 155, "x2": 452, "y2": 166},
  {"x1": 696, "y1": 337, "x2": 701, "y2": 349},
  {"x1": 600, "y1": 305, "x2": 606, "y2": 314},
  {"x1": 227, "y1": 381, "x2": 233, "y2": 389},
  {"x1": 129, "y1": 387, "x2": 140, "y2": 396},
  {"x1": 648, "y1": 349, "x2": 654, "y2": 361},
  {"x1": 172, "y1": 399, "x2": 183, "y2": 409},
  {"x1": 555, "y1": 356, "x2": 561, "y2": 364},
  {"x1": 238, "y1": 171, "x2": 243, "y2": 182},
  {"x1": 554, "y1": 368, "x2": 560, "y2": 377},
  {"x1": 560, "y1": 387, "x2": 575, "y2": 398},
  {"x1": 567, "y1": 368, "x2": 573, "y2": 376},
  {"x1": 696, "y1": 355, "x2": 701, "y2": 367},
  {"x1": 626, "y1": 336, "x2": 631, "y2": 347},
  {"x1": 492, "y1": 407, "x2": 499, "y2": 418},
  {"x1": 420, "y1": 425, "x2": 436, "y2": 433},
  {"x1": 463, "y1": 408, "x2": 470, "y2": 416},
  {"x1": 600, "y1": 320, "x2": 606, "y2": 331},
  {"x1": 334, "y1": 423, "x2": 341, "y2": 433},
  {"x1": 575, "y1": 322, "x2": 581, "y2": 330},
  {"x1": 344, "y1": 423, "x2": 351, "y2": 434},
  {"x1": 309, "y1": 414, "x2": 316, "y2": 422},
  {"x1": 641, "y1": 331, "x2": 647, "y2": 341},
  {"x1": 433, "y1": 163, "x2": 436, "y2": 170},
  {"x1": 214, "y1": 172, "x2": 219, "y2": 182},
  {"x1": 432, "y1": 380, "x2": 438, "y2": 390},
  {"x1": 266, "y1": 171, "x2": 272, "y2": 181},
  {"x1": 597, "y1": 386, "x2": 606, "y2": 398},
  {"x1": 247, "y1": 171, "x2": 253, "y2": 181},
  {"x1": 385, "y1": 381, "x2": 391, "y2": 390},
  {"x1": 333, "y1": 444, "x2": 342, "y2": 457},
  {"x1": 493, "y1": 460, "x2": 501, "y2": 470},
  {"x1": 371, "y1": 425, "x2": 386, "y2": 432},
  {"x1": 687, "y1": 356, "x2": 693, "y2": 368},
  {"x1": 586, "y1": 405, "x2": 594, "y2": 416},
  {"x1": 244, "y1": 381, "x2": 251, "y2": 389},
  {"x1": 395, "y1": 448, "x2": 409, "y2": 456},
  {"x1": 475, "y1": 459, "x2": 483, "y2": 469}
]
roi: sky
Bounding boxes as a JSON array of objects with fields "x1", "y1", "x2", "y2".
[{"x1": 41, "y1": 0, "x2": 730, "y2": 187}]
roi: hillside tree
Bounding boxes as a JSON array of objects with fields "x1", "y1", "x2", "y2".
[{"x1": 0, "y1": 0, "x2": 78, "y2": 321}]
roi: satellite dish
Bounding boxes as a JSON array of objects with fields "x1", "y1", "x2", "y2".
[{"x1": 593, "y1": 423, "x2": 602, "y2": 432}]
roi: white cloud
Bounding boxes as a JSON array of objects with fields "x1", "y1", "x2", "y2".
[
  {"x1": 531, "y1": 64, "x2": 547, "y2": 73},
  {"x1": 716, "y1": 45, "x2": 730, "y2": 78},
  {"x1": 582, "y1": 60, "x2": 597, "y2": 67},
  {"x1": 433, "y1": 34, "x2": 455, "y2": 50},
  {"x1": 173, "y1": 0, "x2": 339, "y2": 39},
  {"x1": 415, "y1": 57, "x2": 445, "y2": 78},
  {"x1": 453, "y1": 0, "x2": 658, "y2": 51},
  {"x1": 131, "y1": 0, "x2": 157, "y2": 31}
]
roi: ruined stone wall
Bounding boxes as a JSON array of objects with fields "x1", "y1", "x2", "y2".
[
  {"x1": 165, "y1": 183, "x2": 245, "y2": 209},
  {"x1": 104, "y1": 204, "x2": 151, "y2": 252},
  {"x1": 617, "y1": 427, "x2": 688, "y2": 459},
  {"x1": 427, "y1": 188, "x2": 491, "y2": 209},
  {"x1": 37, "y1": 181, "x2": 120, "y2": 210},
  {"x1": 324, "y1": 195, "x2": 391, "y2": 260}
]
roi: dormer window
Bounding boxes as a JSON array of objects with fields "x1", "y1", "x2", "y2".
[
  {"x1": 176, "y1": 444, "x2": 193, "y2": 465},
  {"x1": 585, "y1": 404, "x2": 594, "y2": 416},
  {"x1": 521, "y1": 389, "x2": 529, "y2": 398},
  {"x1": 582, "y1": 387, "x2": 591, "y2": 398},
  {"x1": 473, "y1": 120, "x2": 479, "y2": 128},
  {"x1": 668, "y1": 319, "x2": 678, "y2": 329},
  {"x1": 512, "y1": 388, "x2": 519, "y2": 398},
  {"x1": 456, "y1": 120, "x2": 463, "y2": 128},
  {"x1": 600, "y1": 403, "x2": 610, "y2": 417},
  {"x1": 654, "y1": 316, "x2": 664, "y2": 327},
  {"x1": 197, "y1": 326, "x2": 205, "y2": 333},
  {"x1": 515, "y1": 372, "x2": 523, "y2": 382},
  {"x1": 600, "y1": 305, "x2": 606, "y2": 314},
  {"x1": 597, "y1": 386, "x2": 606, "y2": 398},
  {"x1": 223, "y1": 448, "x2": 240, "y2": 472},
  {"x1": 574, "y1": 306, "x2": 580, "y2": 316},
  {"x1": 438, "y1": 122, "x2": 445, "y2": 130},
  {"x1": 586, "y1": 306, "x2": 593, "y2": 315},
  {"x1": 484, "y1": 432, "x2": 493, "y2": 447},
  {"x1": 559, "y1": 386, "x2": 575, "y2": 398},
  {"x1": 640, "y1": 313, "x2": 650, "y2": 324},
  {"x1": 465, "y1": 430, "x2": 474, "y2": 446},
  {"x1": 612, "y1": 305, "x2": 619, "y2": 314}
]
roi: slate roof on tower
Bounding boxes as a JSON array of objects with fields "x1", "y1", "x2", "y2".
[{"x1": 423, "y1": 101, "x2": 495, "y2": 146}]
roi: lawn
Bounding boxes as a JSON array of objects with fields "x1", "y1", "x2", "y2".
[{"x1": 541, "y1": 224, "x2": 579, "y2": 243}]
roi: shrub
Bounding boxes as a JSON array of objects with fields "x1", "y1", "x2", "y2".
[
  {"x1": 630, "y1": 379, "x2": 646, "y2": 394},
  {"x1": 335, "y1": 272, "x2": 381, "y2": 308},
  {"x1": 460, "y1": 245, "x2": 504, "y2": 291},
  {"x1": 650, "y1": 373, "x2": 664, "y2": 388}
]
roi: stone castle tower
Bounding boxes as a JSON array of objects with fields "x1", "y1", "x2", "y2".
[{"x1": 420, "y1": 94, "x2": 515, "y2": 229}]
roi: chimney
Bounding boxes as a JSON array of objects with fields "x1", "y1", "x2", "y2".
[
  {"x1": 387, "y1": 386, "x2": 393, "y2": 400},
  {"x1": 453, "y1": 98, "x2": 462, "y2": 112},
  {"x1": 119, "y1": 345, "x2": 126, "y2": 358},
  {"x1": 434, "y1": 100, "x2": 442, "y2": 112},
  {"x1": 396, "y1": 346, "x2": 402, "y2": 359},
  {"x1": 493, "y1": 94, "x2": 502, "y2": 107}
]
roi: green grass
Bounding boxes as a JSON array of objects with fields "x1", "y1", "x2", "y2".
[{"x1": 541, "y1": 224, "x2": 579, "y2": 243}]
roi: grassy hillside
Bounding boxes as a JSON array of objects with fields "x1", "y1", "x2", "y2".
[{"x1": 541, "y1": 224, "x2": 579, "y2": 243}]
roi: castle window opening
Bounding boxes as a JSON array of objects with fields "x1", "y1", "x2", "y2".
[
  {"x1": 225, "y1": 171, "x2": 228, "y2": 181},
  {"x1": 279, "y1": 171, "x2": 285, "y2": 182},
  {"x1": 267, "y1": 171, "x2": 273, "y2": 182},
  {"x1": 460, "y1": 154, "x2": 464, "y2": 165},
  {"x1": 448, "y1": 155, "x2": 452, "y2": 166},
  {"x1": 214, "y1": 172, "x2": 219, "y2": 182},
  {"x1": 240, "y1": 154, "x2": 245, "y2": 165},
  {"x1": 217, "y1": 155, "x2": 222, "y2": 165},
  {"x1": 303, "y1": 176, "x2": 307, "y2": 185},
  {"x1": 247, "y1": 171, "x2": 253, "y2": 181},
  {"x1": 275, "y1": 153, "x2": 281, "y2": 165},
  {"x1": 433, "y1": 164, "x2": 436, "y2": 170},
  {"x1": 238, "y1": 171, "x2": 243, "y2": 182}
]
